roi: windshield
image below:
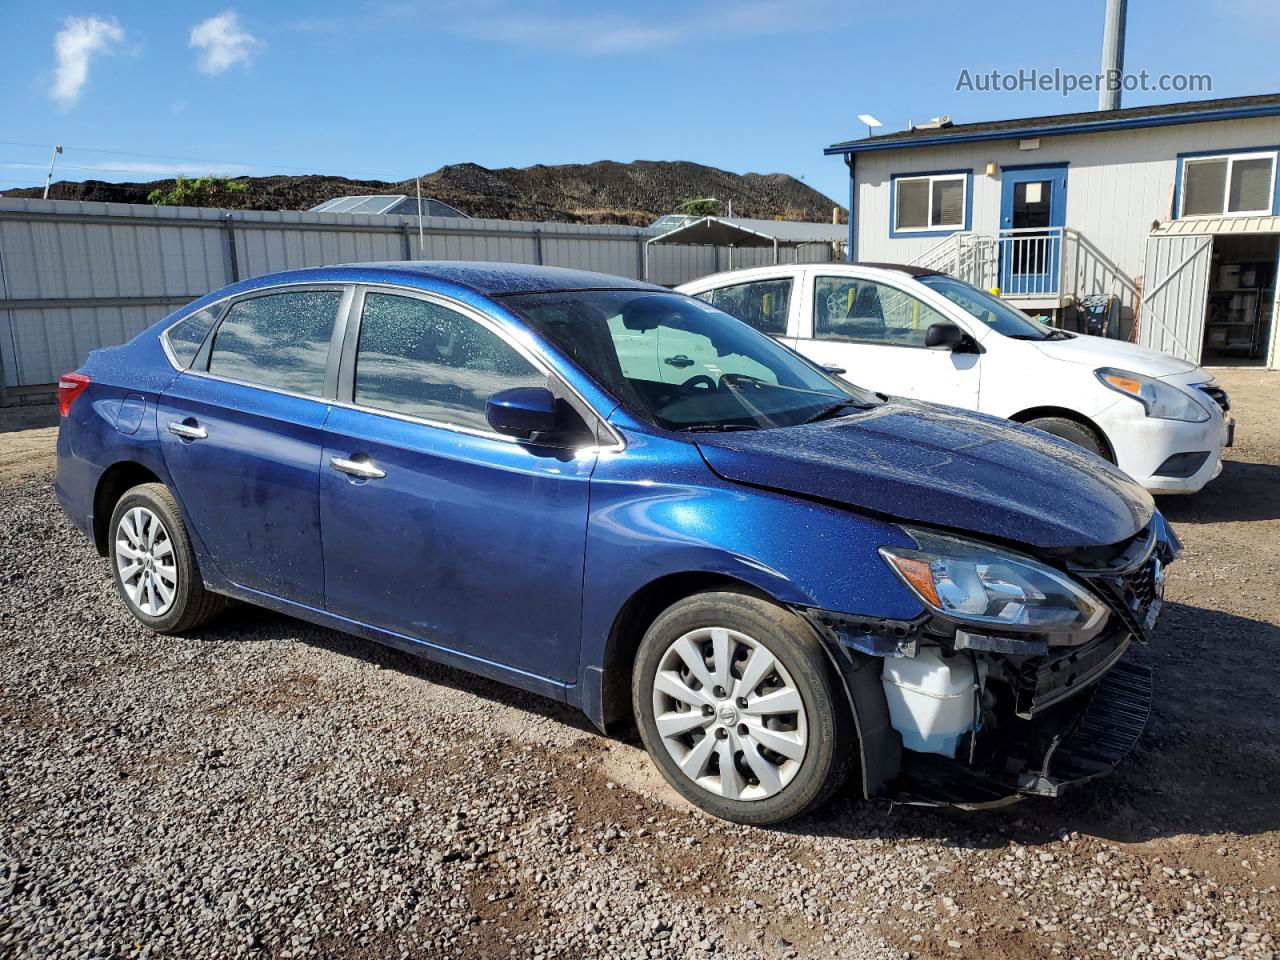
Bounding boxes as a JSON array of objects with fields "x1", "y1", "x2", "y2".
[
  {"x1": 917, "y1": 274, "x2": 1063, "y2": 340},
  {"x1": 504, "y1": 290, "x2": 881, "y2": 431}
]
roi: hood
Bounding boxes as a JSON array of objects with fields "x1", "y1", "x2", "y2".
[
  {"x1": 694, "y1": 401, "x2": 1154, "y2": 550},
  {"x1": 1031, "y1": 332, "x2": 1199, "y2": 380}
]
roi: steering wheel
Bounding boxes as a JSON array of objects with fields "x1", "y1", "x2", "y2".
[
  {"x1": 682, "y1": 374, "x2": 718, "y2": 391},
  {"x1": 825, "y1": 289, "x2": 850, "y2": 318}
]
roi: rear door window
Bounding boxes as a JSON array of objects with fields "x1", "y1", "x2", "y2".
[
  {"x1": 695, "y1": 278, "x2": 793, "y2": 336},
  {"x1": 206, "y1": 290, "x2": 342, "y2": 395}
]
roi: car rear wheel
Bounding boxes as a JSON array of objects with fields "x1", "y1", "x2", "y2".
[
  {"x1": 1025, "y1": 416, "x2": 1109, "y2": 461},
  {"x1": 108, "y1": 483, "x2": 224, "y2": 634},
  {"x1": 632, "y1": 591, "x2": 854, "y2": 825}
]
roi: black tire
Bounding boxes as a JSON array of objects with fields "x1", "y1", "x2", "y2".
[
  {"x1": 632, "y1": 590, "x2": 854, "y2": 825},
  {"x1": 1025, "y1": 416, "x2": 1110, "y2": 461},
  {"x1": 107, "y1": 482, "x2": 225, "y2": 634}
]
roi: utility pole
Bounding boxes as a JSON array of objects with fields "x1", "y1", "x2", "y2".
[
  {"x1": 415, "y1": 176, "x2": 424, "y2": 257},
  {"x1": 42, "y1": 145, "x2": 63, "y2": 200},
  {"x1": 1098, "y1": 0, "x2": 1127, "y2": 111}
]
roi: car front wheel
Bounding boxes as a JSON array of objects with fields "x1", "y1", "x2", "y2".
[
  {"x1": 108, "y1": 483, "x2": 224, "y2": 634},
  {"x1": 1025, "y1": 416, "x2": 1110, "y2": 461},
  {"x1": 632, "y1": 591, "x2": 854, "y2": 825}
]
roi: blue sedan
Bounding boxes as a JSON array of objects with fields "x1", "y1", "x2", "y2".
[{"x1": 56, "y1": 262, "x2": 1175, "y2": 823}]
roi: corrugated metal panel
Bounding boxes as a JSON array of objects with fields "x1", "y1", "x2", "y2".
[
  {"x1": 0, "y1": 198, "x2": 835, "y2": 389},
  {"x1": 1138, "y1": 234, "x2": 1213, "y2": 362}
]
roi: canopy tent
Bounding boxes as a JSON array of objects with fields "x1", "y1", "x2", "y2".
[{"x1": 643, "y1": 216, "x2": 847, "y2": 279}]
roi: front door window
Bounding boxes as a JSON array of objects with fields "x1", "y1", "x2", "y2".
[{"x1": 813, "y1": 276, "x2": 949, "y2": 347}]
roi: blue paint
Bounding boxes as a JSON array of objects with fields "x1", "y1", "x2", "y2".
[
  {"x1": 888, "y1": 169, "x2": 973, "y2": 239},
  {"x1": 158, "y1": 375, "x2": 330, "y2": 608},
  {"x1": 54, "y1": 262, "x2": 1162, "y2": 733},
  {"x1": 319, "y1": 403, "x2": 595, "y2": 683},
  {"x1": 998, "y1": 163, "x2": 1068, "y2": 295},
  {"x1": 1171, "y1": 145, "x2": 1280, "y2": 219},
  {"x1": 115, "y1": 394, "x2": 146, "y2": 435}
]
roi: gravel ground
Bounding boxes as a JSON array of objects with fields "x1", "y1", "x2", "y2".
[{"x1": 1, "y1": 369, "x2": 1277, "y2": 960}]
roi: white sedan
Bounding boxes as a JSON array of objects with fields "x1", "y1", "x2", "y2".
[{"x1": 677, "y1": 263, "x2": 1232, "y2": 494}]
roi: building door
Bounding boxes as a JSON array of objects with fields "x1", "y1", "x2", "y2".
[
  {"x1": 999, "y1": 164, "x2": 1067, "y2": 296},
  {"x1": 1138, "y1": 234, "x2": 1213, "y2": 363}
]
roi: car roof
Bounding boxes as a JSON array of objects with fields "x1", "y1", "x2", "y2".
[
  {"x1": 296, "y1": 261, "x2": 664, "y2": 297},
  {"x1": 678, "y1": 261, "x2": 943, "y2": 287}
]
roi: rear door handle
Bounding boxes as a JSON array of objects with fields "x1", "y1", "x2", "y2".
[
  {"x1": 821, "y1": 364, "x2": 847, "y2": 375},
  {"x1": 329, "y1": 456, "x2": 386, "y2": 480},
  {"x1": 664, "y1": 354, "x2": 695, "y2": 368},
  {"x1": 167, "y1": 421, "x2": 208, "y2": 440}
]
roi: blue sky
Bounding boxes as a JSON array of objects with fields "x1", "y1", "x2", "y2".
[{"x1": 2, "y1": 0, "x2": 1278, "y2": 208}]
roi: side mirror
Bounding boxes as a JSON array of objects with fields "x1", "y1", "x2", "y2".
[
  {"x1": 925, "y1": 322, "x2": 966, "y2": 350},
  {"x1": 485, "y1": 386, "x2": 559, "y2": 439}
]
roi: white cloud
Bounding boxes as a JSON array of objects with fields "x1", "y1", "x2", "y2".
[
  {"x1": 454, "y1": 0, "x2": 845, "y2": 55},
  {"x1": 477, "y1": 15, "x2": 683, "y2": 55},
  {"x1": 50, "y1": 16, "x2": 125, "y2": 107},
  {"x1": 190, "y1": 11, "x2": 258, "y2": 74}
]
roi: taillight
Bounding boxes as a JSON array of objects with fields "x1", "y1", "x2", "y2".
[{"x1": 58, "y1": 372, "x2": 91, "y2": 416}]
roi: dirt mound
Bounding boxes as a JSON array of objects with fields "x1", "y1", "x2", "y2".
[{"x1": 5, "y1": 160, "x2": 844, "y2": 226}]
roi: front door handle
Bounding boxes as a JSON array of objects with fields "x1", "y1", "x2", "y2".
[
  {"x1": 329, "y1": 456, "x2": 386, "y2": 480},
  {"x1": 664, "y1": 354, "x2": 695, "y2": 368},
  {"x1": 821, "y1": 363, "x2": 847, "y2": 375},
  {"x1": 167, "y1": 421, "x2": 208, "y2": 440}
]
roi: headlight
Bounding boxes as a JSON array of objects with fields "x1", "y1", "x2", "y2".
[
  {"x1": 1095, "y1": 367, "x2": 1210, "y2": 422},
  {"x1": 880, "y1": 529, "x2": 1108, "y2": 644}
]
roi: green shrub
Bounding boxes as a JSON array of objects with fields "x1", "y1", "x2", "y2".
[{"x1": 148, "y1": 176, "x2": 248, "y2": 208}]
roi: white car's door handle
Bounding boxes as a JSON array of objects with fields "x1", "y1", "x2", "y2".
[
  {"x1": 167, "y1": 421, "x2": 208, "y2": 440},
  {"x1": 329, "y1": 456, "x2": 386, "y2": 480},
  {"x1": 821, "y1": 363, "x2": 847, "y2": 375}
]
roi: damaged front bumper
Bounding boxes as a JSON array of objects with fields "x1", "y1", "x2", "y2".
[
  {"x1": 802, "y1": 519, "x2": 1175, "y2": 808},
  {"x1": 891, "y1": 656, "x2": 1152, "y2": 808}
]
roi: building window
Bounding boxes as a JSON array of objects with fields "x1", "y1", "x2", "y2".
[
  {"x1": 893, "y1": 173, "x2": 967, "y2": 233},
  {"x1": 1180, "y1": 152, "x2": 1276, "y2": 218}
]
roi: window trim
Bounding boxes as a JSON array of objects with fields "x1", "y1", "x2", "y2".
[
  {"x1": 889, "y1": 169, "x2": 972, "y2": 238},
  {"x1": 160, "y1": 302, "x2": 230, "y2": 371},
  {"x1": 1174, "y1": 146, "x2": 1280, "y2": 219},
  {"x1": 160, "y1": 279, "x2": 623, "y2": 451},
  {"x1": 806, "y1": 273, "x2": 951, "y2": 349},
  {"x1": 334, "y1": 284, "x2": 623, "y2": 452}
]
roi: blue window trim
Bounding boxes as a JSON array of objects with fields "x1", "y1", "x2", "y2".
[
  {"x1": 1172, "y1": 145, "x2": 1280, "y2": 219},
  {"x1": 888, "y1": 169, "x2": 973, "y2": 239}
]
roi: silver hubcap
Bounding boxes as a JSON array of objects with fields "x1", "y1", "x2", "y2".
[
  {"x1": 651, "y1": 627, "x2": 808, "y2": 801},
  {"x1": 114, "y1": 506, "x2": 178, "y2": 617}
]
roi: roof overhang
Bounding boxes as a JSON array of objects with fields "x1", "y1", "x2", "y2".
[
  {"x1": 647, "y1": 216, "x2": 837, "y2": 247},
  {"x1": 825, "y1": 100, "x2": 1280, "y2": 156},
  {"x1": 1152, "y1": 215, "x2": 1280, "y2": 237}
]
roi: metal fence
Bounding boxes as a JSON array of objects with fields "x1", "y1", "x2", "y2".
[{"x1": 0, "y1": 198, "x2": 837, "y2": 395}]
